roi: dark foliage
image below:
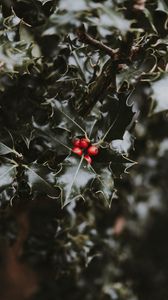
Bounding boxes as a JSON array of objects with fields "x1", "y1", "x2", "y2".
[{"x1": 0, "y1": 0, "x2": 168, "y2": 299}]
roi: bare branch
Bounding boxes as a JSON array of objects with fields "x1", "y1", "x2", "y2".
[{"x1": 76, "y1": 26, "x2": 119, "y2": 59}]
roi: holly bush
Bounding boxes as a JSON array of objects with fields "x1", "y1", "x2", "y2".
[{"x1": 0, "y1": 0, "x2": 168, "y2": 299}]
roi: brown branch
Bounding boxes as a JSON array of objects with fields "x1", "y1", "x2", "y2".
[
  {"x1": 76, "y1": 26, "x2": 119, "y2": 59},
  {"x1": 75, "y1": 26, "x2": 141, "y2": 116},
  {"x1": 76, "y1": 58, "x2": 117, "y2": 115}
]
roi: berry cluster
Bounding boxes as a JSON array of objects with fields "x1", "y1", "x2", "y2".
[{"x1": 72, "y1": 137, "x2": 99, "y2": 164}]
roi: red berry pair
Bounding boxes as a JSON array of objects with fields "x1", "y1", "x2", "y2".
[
  {"x1": 73, "y1": 138, "x2": 89, "y2": 149},
  {"x1": 72, "y1": 137, "x2": 99, "y2": 164}
]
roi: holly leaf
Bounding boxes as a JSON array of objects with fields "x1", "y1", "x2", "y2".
[
  {"x1": 33, "y1": 120, "x2": 71, "y2": 155},
  {"x1": 55, "y1": 156, "x2": 96, "y2": 207},
  {"x1": 93, "y1": 148, "x2": 136, "y2": 178},
  {"x1": 0, "y1": 141, "x2": 22, "y2": 157},
  {"x1": 0, "y1": 8, "x2": 40, "y2": 91},
  {"x1": 116, "y1": 53, "x2": 158, "y2": 90},
  {"x1": 49, "y1": 97, "x2": 104, "y2": 142},
  {"x1": 110, "y1": 131, "x2": 134, "y2": 155},
  {"x1": 0, "y1": 186, "x2": 16, "y2": 205},
  {"x1": 109, "y1": 155, "x2": 137, "y2": 178},
  {"x1": 92, "y1": 92, "x2": 135, "y2": 142},
  {"x1": 48, "y1": 97, "x2": 86, "y2": 136},
  {"x1": 157, "y1": 0, "x2": 168, "y2": 13},
  {"x1": 0, "y1": 160, "x2": 17, "y2": 191},
  {"x1": 150, "y1": 75, "x2": 168, "y2": 114},
  {"x1": 24, "y1": 162, "x2": 58, "y2": 198},
  {"x1": 0, "y1": 142, "x2": 15, "y2": 156},
  {"x1": 90, "y1": 165, "x2": 115, "y2": 207}
]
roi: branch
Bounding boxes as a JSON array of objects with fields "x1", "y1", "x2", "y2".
[
  {"x1": 75, "y1": 27, "x2": 139, "y2": 116},
  {"x1": 76, "y1": 26, "x2": 119, "y2": 59},
  {"x1": 76, "y1": 59, "x2": 117, "y2": 115}
]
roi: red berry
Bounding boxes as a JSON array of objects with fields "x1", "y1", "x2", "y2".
[
  {"x1": 72, "y1": 147, "x2": 83, "y2": 156},
  {"x1": 80, "y1": 138, "x2": 90, "y2": 149},
  {"x1": 84, "y1": 155, "x2": 92, "y2": 164},
  {"x1": 87, "y1": 145, "x2": 99, "y2": 156},
  {"x1": 73, "y1": 139, "x2": 81, "y2": 147}
]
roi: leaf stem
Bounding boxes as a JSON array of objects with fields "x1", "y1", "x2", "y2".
[
  {"x1": 77, "y1": 25, "x2": 119, "y2": 59},
  {"x1": 89, "y1": 164, "x2": 112, "y2": 206},
  {"x1": 52, "y1": 135, "x2": 72, "y2": 151},
  {"x1": 65, "y1": 155, "x2": 84, "y2": 204},
  {"x1": 93, "y1": 113, "x2": 119, "y2": 146},
  {"x1": 58, "y1": 108, "x2": 86, "y2": 135}
]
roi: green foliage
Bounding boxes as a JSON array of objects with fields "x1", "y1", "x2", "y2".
[
  {"x1": 0, "y1": 7, "x2": 40, "y2": 91},
  {"x1": 0, "y1": 0, "x2": 168, "y2": 299},
  {"x1": 0, "y1": 0, "x2": 140, "y2": 206}
]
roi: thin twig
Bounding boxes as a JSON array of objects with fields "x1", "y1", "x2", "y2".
[{"x1": 76, "y1": 26, "x2": 119, "y2": 59}]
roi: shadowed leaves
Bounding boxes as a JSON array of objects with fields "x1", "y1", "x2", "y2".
[
  {"x1": 24, "y1": 162, "x2": 58, "y2": 198},
  {"x1": 0, "y1": 159, "x2": 17, "y2": 191}
]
